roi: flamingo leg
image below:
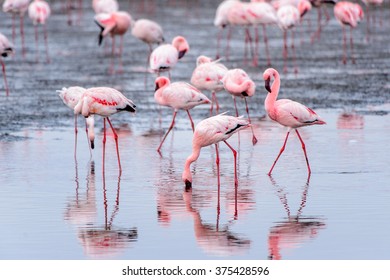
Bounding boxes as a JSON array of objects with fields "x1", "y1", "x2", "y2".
[
  {"x1": 106, "y1": 117, "x2": 122, "y2": 173},
  {"x1": 1, "y1": 59, "x2": 10, "y2": 96},
  {"x1": 349, "y1": 26, "x2": 355, "y2": 64},
  {"x1": 103, "y1": 118, "x2": 107, "y2": 172},
  {"x1": 118, "y1": 35, "x2": 124, "y2": 73},
  {"x1": 291, "y1": 30, "x2": 298, "y2": 74},
  {"x1": 223, "y1": 140, "x2": 238, "y2": 187},
  {"x1": 253, "y1": 26, "x2": 259, "y2": 67},
  {"x1": 226, "y1": 25, "x2": 232, "y2": 60},
  {"x1": 262, "y1": 24, "x2": 271, "y2": 66},
  {"x1": 295, "y1": 129, "x2": 311, "y2": 174},
  {"x1": 84, "y1": 119, "x2": 92, "y2": 158},
  {"x1": 215, "y1": 143, "x2": 220, "y2": 188},
  {"x1": 342, "y1": 25, "x2": 347, "y2": 65},
  {"x1": 233, "y1": 96, "x2": 238, "y2": 117},
  {"x1": 109, "y1": 36, "x2": 116, "y2": 74},
  {"x1": 34, "y1": 25, "x2": 39, "y2": 63},
  {"x1": 216, "y1": 28, "x2": 222, "y2": 59},
  {"x1": 186, "y1": 110, "x2": 195, "y2": 132},
  {"x1": 44, "y1": 24, "x2": 50, "y2": 63},
  {"x1": 244, "y1": 98, "x2": 257, "y2": 145},
  {"x1": 283, "y1": 30, "x2": 288, "y2": 73},
  {"x1": 157, "y1": 110, "x2": 177, "y2": 153},
  {"x1": 20, "y1": 15, "x2": 25, "y2": 58},
  {"x1": 74, "y1": 114, "x2": 78, "y2": 160},
  {"x1": 366, "y1": 6, "x2": 370, "y2": 42},
  {"x1": 268, "y1": 131, "x2": 290, "y2": 176},
  {"x1": 12, "y1": 14, "x2": 16, "y2": 44}
]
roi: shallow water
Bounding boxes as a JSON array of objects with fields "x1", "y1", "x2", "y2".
[{"x1": 0, "y1": 1, "x2": 390, "y2": 259}]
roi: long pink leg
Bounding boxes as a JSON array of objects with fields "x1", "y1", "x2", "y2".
[
  {"x1": 34, "y1": 25, "x2": 39, "y2": 63},
  {"x1": 295, "y1": 130, "x2": 311, "y2": 174},
  {"x1": 342, "y1": 25, "x2": 347, "y2": 64},
  {"x1": 226, "y1": 25, "x2": 232, "y2": 60},
  {"x1": 1, "y1": 59, "x2": 10, "y2": 96},
  {"x1": 366, "y1": 6, "x2": 370, "y2": 42},
  {"x1": 109, "y1": 36, "x2": 116, "y2": 74},
  {"x1": 74, "y1": 114, "x2": 78, "y2": 159},
  {"x1": 291, "y1": 30, "x2": 298, "y2": 74},
  {"x1": 157, "y1": 111, "x2": 177, "y2": 153},
  {"x1": 44, "y1": 24, "x2": 50, "y2": 63},
  {"x1": 283, "y1": 30, "x2": 288, "y2": 73},
  {"x1": 253, "y1": 26, "x2": 259, "y2": 67},
  {"x1": 216, "y1": 28, "x2": 222, "y2": 59},
  {"x1": 12, "y1": 14, "x2": 16, "y2": 44},
  {"x1": 262, "y1": 24, "x2": 271, "y2": 66},
  {"x1": 186, "y1": 110, "x2": 195, "y2": 132},
  {"x1": 244, "y1": 98, "x2": 257, "y2": 145},
  {"x1": 84, "y1": 119, "x2": 92, "y2": 157},
  {"x1": 268, "y1": 131, "x2": 290, "y2": 176},
  {"x1": 349, "y1": 26, "x2": 355, "y2": 64},
  {"x1": 118, "y1": 35, "x2": 124, "y2": 73},
  {"x1": 223, "y1": 140, "x2": 238, "y2": 187},
  {"x1": 233, "y1": 97, "x2": 239, "y2": 117},
  {"x1": 215, "y1": 144, "x2": 220, "y2": 188},
  {"x1": 20, "y1": 16, "x2": 25, "y2": 58},
  {"x1": 106, "y1": 117, "x2": 122, "y2": 173},
  {"x1": 103, "y1": 118, "x2": 107, "y2": 172}
]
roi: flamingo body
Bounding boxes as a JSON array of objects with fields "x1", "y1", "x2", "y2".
[
  {"x1": 3, "y1": 0, "x2": 30, "y2": 15},
  {"x1": 222, "y1": 68, "x2": 255, "y2": 98},
  {"x1": 214, "y1": 0, "x2": 239, "y2": 27},
  {"x1": 131, "y1": 19, "x2": 164, "y2": 46},
  {"x1": 92, "y1": 0, "x2": 118, "y2": 14},
  {"x1": 28, "y1": 0, "x2": 50, "y2": 25},
  {"x1": 149, "y1": 36, "x2": 189, "y2": 73},
  {"x1": 191, "y1": 56, "x2": 228, "y2": 93}
]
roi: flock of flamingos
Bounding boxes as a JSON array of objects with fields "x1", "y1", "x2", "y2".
[{"x1": 0, "y1": 0, "x2": 385, "y2": 190}]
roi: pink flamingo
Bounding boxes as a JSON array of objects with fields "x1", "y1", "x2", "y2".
[
  {"x1": 276, "y1": 3, "x2": 301, "y2": 73},
  {"x1": 182, "y1": 113, "x2": 250, "y2": 188},
  {"x1": 154, "y1": 76, "x2": 211, "y2": 153},
  {"x1": 92, "y1": 0, "x2": 118, "y2": 14},
  {"x1": 245, "y1": 1, "x2": 278, "y2": 66},
  {"x1": 222, "y1": 68, "x2": 258, "y2": 145},
  {"x1": 190, "y1": 55, "x2": 228, "y2": 114},
  {"x1": 362, "y1": 0, "x2": 383, "y2": 41},
  {"x1": 131, "y1": 18, "x2": 164, "y2": 59},
  {"x1": 333, "y1": 1, "x2": 364, "y2": 64},
  {"x1": 263, "y1": 68, "x2": 326, "y2": 175},
  {"x1": 214, "y1": 0, "x2": 239, "y2": 59},
  {"x1": 0, "y1": 33, "x2": 14, "y2": 96},
  {"x1": 74, "y1": 87, "x2": 136, "y2": 172},
  {"x1": 28, "y1": 0, "x2": 51, "y2": 63},
  {"x1": 94, "y1": 11, "x2": 132, "y2": 74},
  {"x1": 149, "y1": 36, "x2": 190, "y2": 78},
  {"x1": 2, "y1": 0, "x2": 30, "y2": 58},
  {"x1": 58, "y1": 86, "x2": 95, "y2": 157}
]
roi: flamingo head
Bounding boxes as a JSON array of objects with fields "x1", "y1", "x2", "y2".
[
  {"x1": 196, "y1": 55, "x2": 212, "y2": 66},
  {"x1": 263, "y1": 68, "x2": 278, "y2": 92},
  {"x1": 182, "y1": 168, "x2": 193, "y2": 190},
  {"x1": 172, "y1": 36, "x2": 190, "y2": 59},
  {"x1": 154, "y1": 76, "x2": 170, "y2": 91},
  {"x1": 297, "y1": 0, "x2": 312, "y2": 18}
]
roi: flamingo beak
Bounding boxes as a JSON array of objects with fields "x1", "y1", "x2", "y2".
[
  {"x1": 265, "y1": 78, "x2": 271, "y2": 93},
  {"x1": 91, "y1": 140, "x2": 95, "y2": 150},
  {"x1": 185, "y1": 180, "x2": 192, "y2": 190},
  {"x1": 178, "y1": 50, "x2": 187, "y2": 59},
  {"x1": 155, "y1": 83, "x2": 160, "y2": 91}
]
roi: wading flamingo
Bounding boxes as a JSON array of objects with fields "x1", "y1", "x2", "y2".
[
  {"x1": 28, "y1": 0, "x2": 51, "y2": 63},
  {"x1": 74, "y1": 87, "x2": 136, "y2": 173},
  {"x1": 0, "y1": 33, "x2": 14, "y2": 96},
  {"x1": 222, "y1": 68, "x2": 258, "y2": 145},
  {"x1": 58, "y1": 86, "x2": 95, "y2": 157},
  {"x1": 263, "y1": 68, "x2": 326, "y2": 175},
  {"x1": 190, "y1": 55, "x2": 228, "y2": 114},
  {"x1": 2, "y1": 0, "x2": 30, "y2": 58},
  {"x1": 94, "y1": 11, "x2": 132, "y2": 73},
  {"x1": 149, "y1": 36, "x2": 189, "y2": 78},
  {"x1": 182, "y1": 113, "x2": 250, "y2": 188},
  {"x1": 154, "y1": 76, "x2": 211, "y2": 153},
  {"x1": 131, "y1": 18, "x2": 164, "y2": 58},
  {"x1": 333, "y1": 1, "x2": 364, "y2": 64}
]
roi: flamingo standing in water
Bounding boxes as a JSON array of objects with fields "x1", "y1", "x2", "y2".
[
  {"x1": 182, "y1": 113, "x2": 250, "y2": 188},
  {"x1": 222, "y1": 68, "x2": 258, "y2": 145},
  {"x1": 333, "y1": 1, "x2": 364, "y2": 64},
  {"x1": 263, "y1": 68, "x2": 326, "y2": 175},
  {"x1": 2, "y1": 0, "x2": 30, "y2": 58},
  {"x1": 58, "y1": 86, "x2": 95, "y2": 157},
  {"x1": 74, "y1": 87, "x2": 136, "y2": 172},
  {"x1": 0, "y1": 33, "x2": 14, "y2": 96},
  {"x1": 149, "y1": 36, "x2": 190, "y2": 78},
  {"x1": 154, "y1": 76, "x2": 211, "y2": 153},
  {"x1": 131, "y1": 19, "x2": 164, "y2": 57},
  {"x1": 94, "y1": 11, "x2": 132, "y2": 74},
  {"x1": 190, "y1": 55, "x2": 228, "y2": 114},
  {"x1": 28, "y1": 0, "x2": 51, "y2": 63}
]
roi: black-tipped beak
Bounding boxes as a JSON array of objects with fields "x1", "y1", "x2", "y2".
[
  {"x1": 185, "y1": 180, "x2": 192, "y2": 190},
  {"x1": 265, "y1": 78, "x2": 271, "y2": 93},
  {"x1": 178, "y1": 50, "x2": 187, "y2": 59},
  {"x1": 91, "y1": 140, "x2": 94, "y2": 149},
  {"x1": 155, "y1": 83, "x2": 160, "y2": 91},
  {"x1": 241, "y1": 91, "x2": 248, "y2": 97},
  {"x1": 95, "y1": 21, "x2": 104, "y2": 46}
]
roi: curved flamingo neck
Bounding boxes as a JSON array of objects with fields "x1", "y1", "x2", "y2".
[
  {"x1": 265, "y1": 70, "x2": 280, "y2": 111},
  {"x1": 183, "y1": 144, "x2": 201, "y2": 183}
]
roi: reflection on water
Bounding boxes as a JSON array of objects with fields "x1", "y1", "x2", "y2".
[
  {"x1": 65, "y1": 160, "x2": 138, "y2": 258},
  {"x1": 268, "y1": 176, "x2": 326, "y2": 260},
  {"x1": 337, "y1": 112, "x2": 365, "y2": 130}
]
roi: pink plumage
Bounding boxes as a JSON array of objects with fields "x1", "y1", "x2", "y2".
[
  {"x1": 0, "y1": 33, "x2": 13, "y2": 96},
  {"x1": 263, "y1": 68, "x2": 326, "y2": 175}
]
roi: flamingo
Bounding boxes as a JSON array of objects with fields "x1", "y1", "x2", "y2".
[
  {"x1": 361, "y1": 0, "x2": 383, "y2": 41},
  {"x1": 154, "y1": 76, "x2": 211, "y2": 153},
  {"x1": 333, "y1": 1, "x2": 364, "y2": 64},
  {"x1": 73, "y1": 87, "x2": 136, "y2": 172},
  {"x1": 245, "y1": 1, "x2": 278, "y2": 66},
  {"x1": 92, "y1": 0, "x2": 118, "y2": 14},
  {"x1": 222, "y1": 68, "x2": 258, "y2": 145},
  {"x1": 182, "y1": 113, "x2": 250, "y2": 188},
  {"x1": 0, "y1": 33, "x2": 14, "y2": 96},
  {"x1": 2, "y1": 0, "x2": 30, "y2": 58},
  {"x1": 276, "y1": 3, "x2": 302, "y2": 73},
  {"x1": 28, "y1": 0, "x2": 51, "y2": 63},
  {"x1": 263, "y1": 68, "x2": 326, "y2": 175},
  {"x1": 214, "y1": 0, "x2": 239, "y2": 59},
  {"x1": 94, "y1": 11, "x2": 132, "y2": 73},
  {"x1": 58, "y1": 86, "x2": 95, "y2": 157},
  {"x1": 131, "y1": 18, "x2": 164, "y2": 62},
  {"x1": 190, "y1": 55, "x2": 228, "y2": 114},
  {"x1": 149, "y1": 36, "x2": 190, "y2": 78}
]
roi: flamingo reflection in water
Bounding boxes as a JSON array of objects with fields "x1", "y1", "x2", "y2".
[
  {"x1": 267, "y1": 176, "x2": 326, "y2": 260},
  {"x1": 65, "y1": 160, "x2": 138, "y2": 258}
]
